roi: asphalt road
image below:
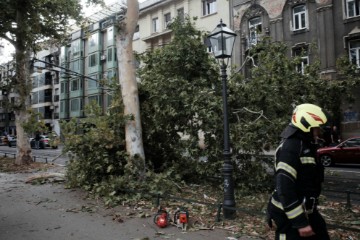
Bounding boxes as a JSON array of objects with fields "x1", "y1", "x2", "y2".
[
  {"x1": 323, "y1": 165, "x2": 360, "y2": 204},
  {"x1": 0, "y1": 146, "x2": 359, "y2": 239},
  {"x1": 0, "y1": 148, "x2": 261, "y2": 240},
  {"x1": 0, "y1": 169, "x2": 249, "y2": 240}
]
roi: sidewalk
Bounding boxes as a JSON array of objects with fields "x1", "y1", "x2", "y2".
[{"x1": 0, "y1": 166, "x2": 263, "y2": 240}]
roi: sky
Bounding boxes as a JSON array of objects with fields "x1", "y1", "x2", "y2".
[{"x1": 0, "y1": 0, "x2": 147, "y2": 64}]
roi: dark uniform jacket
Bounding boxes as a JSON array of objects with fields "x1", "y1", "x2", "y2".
[{"x1": 269, "y1": 125, "x2": 324, "y2": 229}]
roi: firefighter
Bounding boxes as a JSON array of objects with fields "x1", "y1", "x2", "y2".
[{"x1": 267, "y1": 103, "x2": 330, "y2": 239}]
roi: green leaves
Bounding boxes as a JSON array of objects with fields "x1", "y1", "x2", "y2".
[{"x1": 137, "y1": 16, "x2": 223, "y2": 179}]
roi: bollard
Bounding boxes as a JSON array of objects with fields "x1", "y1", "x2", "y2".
[
  {"x1": 346, "y1": 190, "x2": 351, "y2": 209},
  {"x1": 216, "y1": 204, "x2": 222, "y2": 222},
  {"x1": 155, "y1": 193, "x2": 160, "y2": 207}
]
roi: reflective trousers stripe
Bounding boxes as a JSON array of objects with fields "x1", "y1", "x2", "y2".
[{"x1": 279, "y1": 234, "x2": 286, "y2": 240}]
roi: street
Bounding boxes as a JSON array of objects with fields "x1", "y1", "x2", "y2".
[
  {"x1": 0, "y1": 145, "x2": 260, "y2": 240},
  {"x1": 1, "y1": 144, "x2": 359, "y2": 184},
  {"x1": 323, "y1": 165, "x2": 360, "y2": 204},
  {"x1": 0, "y1": 145, "x2": 359, "y2": 239},
  {"x1": 0, "y1": 144, "x2": 68, "y2": 166},
  {"x1": 0, "y1": 168, "x2": 244, "y2": 240}
]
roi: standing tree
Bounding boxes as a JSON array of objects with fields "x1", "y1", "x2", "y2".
[
  {"x1": 229, "y1": 40, "x2": 360, "y2": 153},
  {"x1": 138, "y1": 17, "x2": 223, "y2": 178},
  {"x1": 115, "y1": 0, "x2": 145, "y2": 177},
  {"x1": 0, "y1": 0, "x2": 103, "y2": 165}
]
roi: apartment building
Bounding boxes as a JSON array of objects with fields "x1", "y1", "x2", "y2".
[
  {"x1": 134, "y1": 0, "x2": 231, "y2": 52},
  {"x1": 3, "y1": 0, "x2": 359, "y2": 138},
  {"x1": 32, "y1": 46, "x2": 61, "y2": 135},
  {"x1": 59, "y1": 0, "x2": 231, "y2": 121},
  {"x1": 0, "y1": 47, "x2": 61, "y2": 136},
  {"x1": 0, "y1": 62, "x2": 16, "y2": 136},
  {"x1": 231, "y1": 0, "x2": 360, "y2": 138}
]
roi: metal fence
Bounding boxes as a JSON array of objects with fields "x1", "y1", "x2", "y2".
[{"x1": 0, "y1": 151, "x2": 48, "y2": 163}]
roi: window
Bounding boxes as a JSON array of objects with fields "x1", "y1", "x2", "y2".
[
  {"x1": 61, "y1": 82, "x2": 65, "y2": 93},
  {"x1": 60, "y1": 46, "x2": 67, "y2": 63},
  {"x1": 44, "y1": 89, "x2": 52, "y2": 102},
  {"x1": 32, "y1": 76, "x2": 39, "y2": 88},
  {"x1": 293, "y1": 47, "x2": 309, "y2": 74},
  {"x1": 89, "y1": 54, "x2": 98, "y2": 67},
  {"x1": 71, "y1": 79, "x2": 79, "y2": 91},
  {"x1": 88, "y1": 75, "x2": 98, "y2": 89},
  {"x1": 70, "y1": 98, "x2": 82, "y2": 111},
  {"x1": 134, "y1": 25, "x2": 140, "y2": 40},
  {"x1": 249, "y1": 17, "x2": 262, "y2": 46},
  {"x1": 204, "y1": 37, "x2": 212, "y2": 53},
  {"x1": 61, "y1": 81, "x2": 68, "y2": 94},
  {"x1": 177, "y1": 8, "x2": 184, "y2": 22},
  {"x1": 152, "y1": 17, "x2": 159, "y2": 33},
  {"x1": 107, "y1": 27, "x2": 114, "y2": 44},
  {"x1": 71, "y1": 39, "x2": 81, "y2": 58},
  {"x1": 107, "y1": 48, "x2": 113, "y2": 62},
  {"x1": 38, "y1": 90, "x2": 45, "y2": 103},
  {"x1": 164, "y1": 13, "x2": 171, "y2": 28},
  {"x1": 107, "y1": 70, "x2": 116, "y2": 83},
  {"x1": 70, "y1": 60, "x2": 81, "y2": 72},
  {"x1": 32, "y1": 92, "x2": 38, "y2": 104},
  {"x1": 60, "y1": 100, "x2": 69, "y2": 113},
  {"x1": 88, "y1": 95, "x2": 103, "y2": 107},
  {"x1": 349, "y1": 40, "x2": 360, "y2": 67},
  {"x1": 344, "y1": 138, "x2": 360, "y2": 147},
  {"x1": 89, "y1": 33, "x2": 99, "y2": 48},
  {"x1": 293, "y1": 5, "x2": 307, "y2": 31},
  {"x1": 202, "y1": 0, "x2": 217, "y2": 16},
  {"x1": 38, "y1": 74, "x2": 45, "y2": 86},
  {"x1": 346, "y1": 0, "x2": 360, "y2": 18}
]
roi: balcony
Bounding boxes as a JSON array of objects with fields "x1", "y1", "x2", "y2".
[
  {"x1": 44, "y1": 112, "x2": 52, "y2": 119},
  {"x1": 44, "y1": 95, "x2": 53, "y2": 103}
]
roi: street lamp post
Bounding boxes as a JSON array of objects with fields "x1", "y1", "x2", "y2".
[{"x1": 207, "y1": 19, "x2": 237, "y2": 219}]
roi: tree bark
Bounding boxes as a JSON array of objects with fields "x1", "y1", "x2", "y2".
[
  {"x1": 14, "y1": 4, "x2": 33, "y2": 165},
  {"x1": 116, "y1": 0, "x2": 145, "y2": 174}
]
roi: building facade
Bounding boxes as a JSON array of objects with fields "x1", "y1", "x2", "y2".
[
  {"x1": 0, "y1": 47, "x2": 61, "y2": 136},
  {"x1": 134, "y1": 0, "x2": 231, "y2": 52},
  {"x1": 32, "y1": 46, "x2": 61, "y2": 135},
  {"x1": 231, "y1": 0, "x2": 360, "y2": 138},
  {"x1": 58, "y1": 0, "x2": 231, "y2": 122},
  {"x1": 0, "y1": 62, "x2": 16, "y2": 136},
  {"x1": 2, "y1": 0, "x2": 360, "y2": 139}
]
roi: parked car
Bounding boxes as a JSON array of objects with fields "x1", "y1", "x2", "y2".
[
  {"x1": 30, "y1": 135, "x2": 58, "y2": 149},
  {"x1": 2, "y1": 135, "x2": 17, "y2": 147},
  {"x1": 317, "y1": 136, "x2": 360, "y2": 167},
  {"x1": 7, "y1": 136, "x2": 17, "y2": 147}
]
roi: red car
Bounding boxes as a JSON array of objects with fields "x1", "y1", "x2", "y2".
[{"x1": 317, "y1": 137, "x2": 360, "y2": 167}]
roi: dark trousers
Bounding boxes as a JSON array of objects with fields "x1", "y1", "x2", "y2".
[{"x1": 268, "y1": 203, "x2": 330, "y2": 240}]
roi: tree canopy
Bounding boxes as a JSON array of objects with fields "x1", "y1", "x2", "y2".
[
  {"x1": 138, "y1": 17, "x2": 223, "y2": 178},
  {"x1": 61, "y1": 14, "x2": 360, "y2": 203},
  {"x1": 228, "y1": 40, "x2": 360, "y2": 155}
]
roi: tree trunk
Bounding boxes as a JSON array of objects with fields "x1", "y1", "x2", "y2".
[
  {"x1": 116, "y1": 0, "x2": 145, "y2": 174},
  {"x1": 15, "y1": 110, "x2": 33, "y2": 165},
  {"x1": 14, "y1": 5, "x2": 33, "y2": 165}
]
